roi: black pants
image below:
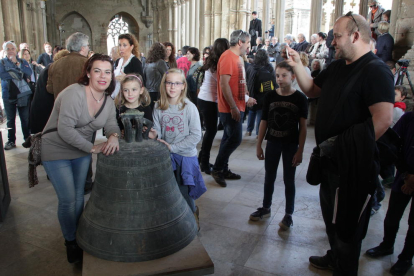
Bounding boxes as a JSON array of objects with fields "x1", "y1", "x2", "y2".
[
  {"x1": 319, "y1": 165, "x2": 371, "y2": 276},
  {"x1": 381, "y1": 190, "x2": 414, "y2": 261},
  {"x1": 197, "y1": 98, "x2": 218, "y2": 166}
]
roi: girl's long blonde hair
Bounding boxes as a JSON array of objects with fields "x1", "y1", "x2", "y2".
[
  {"x1": 115, "y1": 74, "x2": 150, "y2": 107},
  {"x1": 157, "y1": 68, "x2": 188, "y2": 111}
]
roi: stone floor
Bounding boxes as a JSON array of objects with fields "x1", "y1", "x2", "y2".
[{"x1": 0, "y1": 118, "x2": 412, "y2": 276}]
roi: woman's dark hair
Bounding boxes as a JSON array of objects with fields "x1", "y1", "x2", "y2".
[
  {"x1": 187, "y1": 47, "x2": 200, "y2": 61},
  {"x1": 18, "y1": 49, "x2": 30, "y2": 60},
  {"x1": 163, "y1": 41, "x2": 177, "y2": 68},
  {"x1": 202, "y1": 47, "x2": 210, "y2": 55},
  {"x1": 78, "y1": 54, "x2": 116, "y2": 94},
  {"x1": 146, "y1": 42, "x2": 166, "y2": 63},
  {"x1": 53, "y1": 45, "x2": 64, "y2": 56},
  {"x1": 253, "y1": 49, "x2": 270, "y2": 67},
  {"x1": 201, "y1": 38, "x2": 230, "y2": 73},
  {"x1": 317, "y1": 32, "x2": 327, "y2": 40},
  {"x1": 118, "y1": 33, "x2": 140, "y2": 57},
  {"x1": 276, "y1": 60, "x2": 294, "y2": 74}
]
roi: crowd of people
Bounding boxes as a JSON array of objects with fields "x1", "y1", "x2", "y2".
[{"x1": 0, "y1": 1, "x2": 413, "y2": 275}]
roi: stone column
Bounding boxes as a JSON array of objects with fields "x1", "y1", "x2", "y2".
[
  {"x1": 191, "y1": 0, "x2": 196, "y2": 46},
  {"x1": 181, "y1": 0, "x2": 186, "y2": 47},
  {"x1": 309, "y1": 0, "x2": 323, "y2": 38},
  {"x1": 2, "y1": 0, "x2": 21, "y2": 42},
  {"x1": 173, "y1": 1, "x2": 179, "y2": 49},
  {"x1": 185, "y1": 0, "x2": 190, "y2": 45},
  {"x1": 221, "y1": 0, "x2": 230, "y2": 40},
  {"x1": 274, "y1": 0, "x2": 285, "y2": 40},
  {"x1": 213, "y1": 0, "x2": 222, "y2": 40},
  {"x1": 359, "y1": 0, "x2": 369, "y2": 19},
  {"x1": 168, "y1": 1, "x2": 174, "y2": 42},
  {"x1": 263, "y1": 0, "x2": 270, "y2": 39},
  {"x1": 0, "y1": 0, "x2": 5, "y2": 42},
  {"x1": 189, "y1": 0, "x2": 193, "y2": 46},
  {"x1": 203, "y1": 0, "x2": 212, "y2": 47},
  {"x1": 246, "y1": 0, "x2": 251, "y2": 32},
  {"x1": 228, "y1": 0, "x2": 237, "y2": 34},
  {"x1": 334, "y1": 0, "x2": 344, "y2": 21},
  {"x1": 195, "y1": 0, "x2": 200, "y2": 48}
]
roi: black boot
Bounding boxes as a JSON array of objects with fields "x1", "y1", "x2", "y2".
[
  {"x1": 200, "y1": 163, "x2": 213, "y2": 175},
  {"x1": 65, "y1": 240, "x2": 83, "y2": 263}
]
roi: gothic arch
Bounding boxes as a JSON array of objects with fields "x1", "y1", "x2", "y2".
[
  {"x1": 58, "y1": 11, "x2": 93, "y2": 49},
  {"x1": 107, "y1": 12, "x2": 140, "y2": 40}
]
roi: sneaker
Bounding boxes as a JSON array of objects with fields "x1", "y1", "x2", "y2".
[
  {"x1": 370, "y1": 208, "x2": 378, "y2": 216},
  {"x1": 211, "y1": 170, "x2": 227, "y2": 187},
  {"x1": 223, "y1": 170, "x2": 241, "y2": 180},
  {"x1": 245, "y1": 131, "x2": 252, "y2": 136},
  {"x1": 390, "y1": 259, "x2": 413, "y2": 276},
  {"x1": 279, "y1": 214, "x2": 293, "y2": 230},
  {"x1": 249, "y1": 207, "x2": 271, "y2": 221},
  {"x1": 4, "y1": 141, "x2": 16, "y2": 150},
  {"x1": 309, "y1": 255, "x2": 335, "y2": 270}
]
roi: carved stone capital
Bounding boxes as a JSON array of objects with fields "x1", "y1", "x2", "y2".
[{"x1": 142, "y1": 15, "x2": 154, "y2": 28}]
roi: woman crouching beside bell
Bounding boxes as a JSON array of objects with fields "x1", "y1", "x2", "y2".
[{"x1": 41, "y1": 54, "x2": 121, "y2": 263}]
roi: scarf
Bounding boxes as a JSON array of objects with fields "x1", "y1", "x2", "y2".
[
  {"x1": 394, "y1": 102, "x2": 406, "y2": 111},
  {"x1": 371, "y1": 7, "x2": 379, "y2": 20}
]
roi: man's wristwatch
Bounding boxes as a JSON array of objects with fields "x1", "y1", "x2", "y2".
[{"x1": 111, "y1": 133, "x2": 120, "y2": 138}]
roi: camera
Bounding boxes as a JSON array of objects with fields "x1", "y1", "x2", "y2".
[{"x1": 397, "y1": 59, "x2": 410, "y2": 67}]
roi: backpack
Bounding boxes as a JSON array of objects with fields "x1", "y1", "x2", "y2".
[
  {"x1": 251, "y1": 67, "x2": 277, "y2": 110},
  {"x1": 186, "y1": 67, "x2": 204, "y2": 105}
]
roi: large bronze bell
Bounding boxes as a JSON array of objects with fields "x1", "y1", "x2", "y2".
[{"x1": 76, "y1": 110, "x2": 198, "y2": 262}]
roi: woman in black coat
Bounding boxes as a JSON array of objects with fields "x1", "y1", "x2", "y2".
[
  {"x1": 376, "y1": 21, "x2": 394, "y2": 63},
  {"x1": 113, "y1": 33, "x2": 143, "y2": 98}
]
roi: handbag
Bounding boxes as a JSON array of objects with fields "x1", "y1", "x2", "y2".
[
  {"x1": 305, "y1": 59, "x2": 379, "y2": 186},
  {"x1": 28, "y1": 95, "x2": 108, "y2": 188}
]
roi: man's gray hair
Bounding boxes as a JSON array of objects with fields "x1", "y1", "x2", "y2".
[
  {"x1": 284, "y1": 34, "x2": 294, "y2": 41},
  {"x1": 230, "y1": 30, "x2": 250, "y2": 46},
  {"x1": 2, "y1": 41, "x2": 17, "y2": 51},
  {"x1": 257, "y1": 37, "x2": 263, "y2": 44},
  {"x1": 298, "y1": 33, "x2": 306, "y2": 41},
  {"x1": 66, "y1": 32, "x2": 89, "y2": 52}
]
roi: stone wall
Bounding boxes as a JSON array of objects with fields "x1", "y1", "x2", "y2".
[
  {"x1": 46, "y1": 0, "x2": 153, "y2": 55},
  {"x1": 390, "y1": 0, "x2": 414, "y2": 61},
  {"x1": 389, "y1": 0, "x2": 414, "y2": 111},
  {"x1": 0, "y1": 0, "x2": 47, "y2": 60}
]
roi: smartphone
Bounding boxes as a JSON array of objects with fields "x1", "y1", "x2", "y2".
[{"x1": 286, "y1": 47, "x2": 289, "y2": 59}]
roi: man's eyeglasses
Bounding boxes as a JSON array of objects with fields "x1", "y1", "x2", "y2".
[
  {"x1": 165, "y1": 82, "x2": 184, "y2": 87},
  {"x1": 369, "y1": 5, "x2": 376, "y2": 8},
  {"x1": 345, "y1": 11, "x2": 359, "y2": 32}
]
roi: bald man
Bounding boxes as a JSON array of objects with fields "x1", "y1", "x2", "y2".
[{"x1": 287, "y1": 12, "x2": 394, "y2": 275}]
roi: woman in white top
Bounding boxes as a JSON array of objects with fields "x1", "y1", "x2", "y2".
[
  {"x1": 309, "y1": 32, "x2": 328, "y2": 60},
  {"x1": 112, "y1": 34, "x2": 143, "y2": 99},
  {"x1": 197, "y1": 38, "x2": 230, "y2": 174}
]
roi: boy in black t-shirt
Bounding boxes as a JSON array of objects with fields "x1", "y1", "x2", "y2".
[{"x1": 250, "y1": 61, "x2": 308, "y2": 230}]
